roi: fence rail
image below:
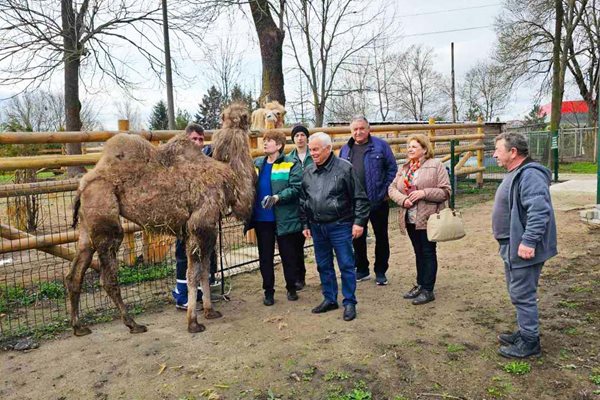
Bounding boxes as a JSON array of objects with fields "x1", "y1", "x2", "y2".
[{"x1": 0, "y1": 121, "x2": 493, "y2": 340}]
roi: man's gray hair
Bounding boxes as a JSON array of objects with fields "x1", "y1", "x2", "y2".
[
  {"x1": 309, "y1": 132, "x2": 332, "y2": 147},
  {"x1": 350, "y1": 115, "x2": 370, "y2": 128},
  {"x1": 495, "y1": 132, "x2": 529, "y2": 157}
]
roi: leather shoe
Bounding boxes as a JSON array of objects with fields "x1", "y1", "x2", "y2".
[
  {"x1": 411, "y1": 289, "x2": 435, "y2": 305},
  {"x1": 498, "y1": 330, "x2": 520, "y2": 346},
  {"x1": 263, "y1": 294, "x2": 275, "y2": 306},
  {"x1": 403, "y1": 285, "x2": 422, "y2": 299},
  {"x1": 287, "y1": 291, "x2": 299, "y2": 301},
  {"x1": 343, "y1": 304, "x2": 356, "y2": 321},
  {"x1": 498, "y1": 336, "x2": 541, "y2": 358},
  {"x1": 311, "y1": 300, "x2": 339, "y2": 314},
  {"x1": 294, "y1": 281, "x2": 306, "y2": 291}
]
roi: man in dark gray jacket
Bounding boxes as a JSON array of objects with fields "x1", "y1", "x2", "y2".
[
  {"x1": 300, "y1": 132, "x2": 370, "y2": 321},
  {"x1": 492, "y1": 132, "x2": 557, "y2": 358}
]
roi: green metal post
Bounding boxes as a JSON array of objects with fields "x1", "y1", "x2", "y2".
[
  {"x1": 450, "y1": 140, "x2": 456, "y2": 209},
  {"x1": 552, "y1": 130, "x2": 559, "y2": 182},
  {"x1": 597, "y1": 96, "x2": 600, "y2": 205}
]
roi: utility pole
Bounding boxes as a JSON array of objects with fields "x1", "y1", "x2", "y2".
[
  {"x1": 162, "y1": 0, "x2": 175, "y2": 130},
  {"x1": 451, "y1": 42, "x2": 457, "y2": 123}
]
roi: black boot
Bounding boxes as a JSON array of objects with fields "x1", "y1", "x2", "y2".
[
  {"x1": 411, "y1": 289, "x2": 435, "y2": 305},
  {"x1": 498, "y1": 330, "x2": 520, "y2": 346},
  {"x1": 498, "y1": 336, "x2": 541, "y2": 358},
  {"x1": 263, "y1": 292, "x2": 275, "y2": 306}
]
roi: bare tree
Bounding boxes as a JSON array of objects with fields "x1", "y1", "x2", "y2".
[
  {"x1": 393, "y1": 44, "x2": 446, "y2": 121},
  {"x1": 182, "y1": 0, "x2": 286, "y2": 105},
  {"x1": 369, "y1": 40, "x2": 401, "y2": 122},
  {"x1": 1, "y1": 90, "x2": 100, "y2": 132},
  {"x1": 285, "y1": 0, "x2": 389, "y2": 126},
  {"x1": 0, "y1": 0, "x2": 167, "y2": 175},
  {"x1": 495, "y1": 0, "x2": 596, "y2": 125},
  {"x1": 327, "y1": 59, "x2": 373, "y2": 122},
  {"x1": 115, "y1": 99, "x2": 144, "y2": 131},
  {"x1": 204, "y1": 36, "x2": 244, "y2": 102},
  {"x1": 462, "y1": 61, "x2": 512, "y2": 122}
]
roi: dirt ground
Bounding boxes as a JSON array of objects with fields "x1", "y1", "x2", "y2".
[{"x1": 1, "y1": 189, "x2": 599, "y2": 400}]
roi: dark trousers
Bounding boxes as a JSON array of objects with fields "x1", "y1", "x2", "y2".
[
  {"x1": 354, "y1": 201, "x2": 390, "y2": 276},
  {"x1": 297, "y1": 235, "x2": 307, "y2": 283},
  {"x1": 175, "y1": 239, "x2": 217, "y2": 281},
  {"x1": 406, "y1": 223, "x2": 438, "y2": 291},
  {"x1": 254, "y1": 221, "x2": 300, "y2": 294}
]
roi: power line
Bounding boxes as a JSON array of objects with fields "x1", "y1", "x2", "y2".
[
  {"x1": 403, "y1": 25, "x2": 492, "y2": 38},
  {"x1": 396, "y1": 3, "x2": 501, "y2": 18}
]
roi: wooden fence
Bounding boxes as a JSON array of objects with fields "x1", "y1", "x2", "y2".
[{"x1": 0, "y1": 120, "x2": 486, "y2": 339}]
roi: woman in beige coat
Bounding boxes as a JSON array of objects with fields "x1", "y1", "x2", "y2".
[{"x1": 388, "y1": 134, "x2": 450, "y2": 305}]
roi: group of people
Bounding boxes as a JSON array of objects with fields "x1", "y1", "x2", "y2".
[{"x1": 173, "y1": 118, "x2": 557, "y2": 359}]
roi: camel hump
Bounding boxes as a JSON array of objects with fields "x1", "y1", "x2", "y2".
[{"x1": 101, "y1": 133, "x2": 156, "y2": 165}]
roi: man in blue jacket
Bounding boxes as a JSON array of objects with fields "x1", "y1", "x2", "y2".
[
  {"x1": 339, "y1": 116, "x2": 398, "y2": 285},
  {"x1": 492, "y1": 132, "x2": 557, "y2": 358}
]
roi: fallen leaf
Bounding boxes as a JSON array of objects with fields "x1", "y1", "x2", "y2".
[{"x1": 214, "y1": 384, "x2": 230, "y2": 389}]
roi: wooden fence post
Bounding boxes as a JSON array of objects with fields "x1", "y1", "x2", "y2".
[
  {"x1": 428, "y1": 117, "x2": 436, "y2": 150},
  {"x1": 476, "y1": 117, "x2": 484, "y2": 187}
]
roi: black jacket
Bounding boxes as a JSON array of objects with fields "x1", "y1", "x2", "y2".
[{"x1": 300, "y1": 153, "x2": 370, "y2": 229}]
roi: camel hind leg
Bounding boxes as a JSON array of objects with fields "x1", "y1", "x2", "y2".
[
  {"x1": 66, "y1": 225, "x2": 95, "y2": 336},
  {"x1": 80, "y1": 178, "x2": 147, "y2": 334}
]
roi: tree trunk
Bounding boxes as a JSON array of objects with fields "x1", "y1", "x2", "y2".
[
  {"x1": 62, "y1": 0, "x2": 86, "y2": 177},
  {"x1": 249, "y1": 0, "x2": 285, "y2": 106},
  {"x1": 547, "y1": 0, "x2": 564, "y2": 169}
]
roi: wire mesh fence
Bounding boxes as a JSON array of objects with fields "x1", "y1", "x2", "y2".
[{"x1": 0, "y1": 179, "x2": 276, "y2": 341}]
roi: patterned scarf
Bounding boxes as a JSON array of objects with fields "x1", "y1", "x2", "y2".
[{"x1": 403, "y1": 159, "x2": 421, "y2": 192}]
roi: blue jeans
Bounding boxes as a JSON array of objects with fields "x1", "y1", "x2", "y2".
[{"x1": 311, "y1": 221, "x2": 357, "y2": 306}]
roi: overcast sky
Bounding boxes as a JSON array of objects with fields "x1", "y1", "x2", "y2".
[{"x1": 1, "y1": 1, "x2": 564, "y2": 130}]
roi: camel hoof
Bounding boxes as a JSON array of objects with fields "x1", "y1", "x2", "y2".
[
  {"x1": 204, "y1": 309, "x2": 222, "y2": 320},
  {"x1": 188, "y1": 321, "x2": 206, "y2": 333},
  {"x1": 129, "y1": 324, "x2": 148, "y2": 334},
  {"x1": 73, "y1": 326, "x2": 92, "y2": 336}
]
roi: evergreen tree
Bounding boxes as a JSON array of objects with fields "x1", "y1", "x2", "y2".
[
  {"x1": 175, "y1": 109, "x2": 191, "y2": 130},
  {"x1": 194, "y1": 86, "x2": 223, "y2": 129},
  {"x1": 464, "y1": 103, "x2": 483, "y2": 122},
  {"x1": 148, "y1": 100, "x2": 169, "y2": 130},
  {"x1": 524, "y1": 104, "x2": 547, "y2": 130},
  {"x1": 229, "y1": 84, "x2": 257, "y2": 113}
]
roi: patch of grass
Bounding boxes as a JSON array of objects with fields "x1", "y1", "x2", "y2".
[
  {"x1": 503, "y1": 361, "x2": 531, "y2": 375},
  {"x1": 557, "y1": 300, "x2": 579, "y2": 309},
  {"x1": 327, "y1": 383, "x2": 372, "y2": 400},
  {"x1": 559, "y1": 348, "x2": 570, "y2": 360},
  {"x1": 302, "y1": 365, "x2": 317, "y2": 381},
  {"x1": 38, "y1": 281, "x2": 66, "y2": 300},
  {"x1": 569, "y1": 285, "x2": 593, "y2": 293},
  {"x1": 117, "y1": 262, "x2": 172, "y2": 285},
  {"x1": 559, "y1": 162, "x2": 597, "y2": 174},
  {"x1": 590, "y1": 374, "x2": 600, "y2": 386},
  {"x1": 393, "y1": 396, "x2": 409, "y2": 400},
  {"x1": 0, "y1": 285, "x2": 36, "y2": 312},
  {"x1": 324, "y1": 371, "x2": 351, "y2": 381},
  {"x1": 564, "y1": 327, "x2": 579, "y2": 336},
  {"x1": 446, "y1": 343, "x2": 466, "y2": 353}
]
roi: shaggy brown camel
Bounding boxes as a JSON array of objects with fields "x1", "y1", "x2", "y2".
[{"x1": 66, "y1": 102, "x2": 255, "y2": 335}]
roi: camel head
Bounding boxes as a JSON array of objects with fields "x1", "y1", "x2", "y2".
[
  {"x1": 221, "y1": 102, "x2": 250, "y2": 130},
  {"x1": 264, "y1": 101, "x2": 286, "y2": 128}
]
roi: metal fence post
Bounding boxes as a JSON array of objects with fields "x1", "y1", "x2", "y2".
[{"x1": 450, "y1": 140, "x2": 456, "y2": 209}]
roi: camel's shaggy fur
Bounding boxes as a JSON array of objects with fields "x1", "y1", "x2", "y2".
[
  {"x1": 250, "y1": 101, "x2": 286, "y2": 130},
  {"x1": 67, "y1": 102, "x2": 255, "y2": 335}
]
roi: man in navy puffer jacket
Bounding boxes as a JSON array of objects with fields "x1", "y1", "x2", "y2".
[{"x1": 339, "y1": 116, "x2": 398, "y2": 285}]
